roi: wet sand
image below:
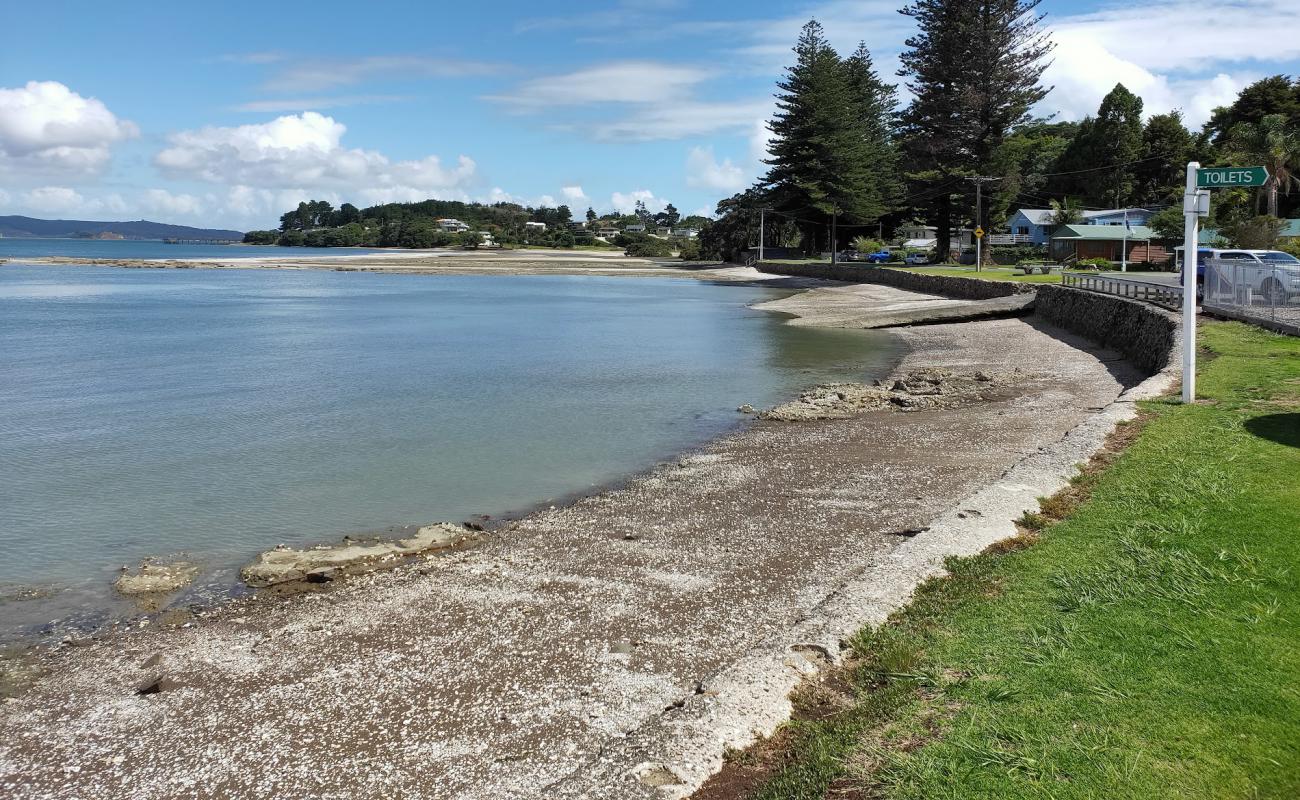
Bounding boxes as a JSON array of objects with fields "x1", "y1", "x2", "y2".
[{"x1": 0, "y1": 267, "x2": 1176, "y2": 799}]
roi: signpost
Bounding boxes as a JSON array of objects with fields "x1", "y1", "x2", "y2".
[
  {"x1": 1180, "y1": 163, "x2": 1268, "y2": 403},
  {"x1": 1195, "y1": 166, "x2": 1268, "y2": 189},
  {"x1": 974, "y1": 226, "x2": 984, "y2": 272}
]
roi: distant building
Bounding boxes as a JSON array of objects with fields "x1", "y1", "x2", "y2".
[
  {"x1": 624, "y1": 224, "x2": 646, "y2": 234},
  {"x1": 1007, "y1": 208, "x2": 1155, "y2": 246},
  {"x1": 437, "y1": 218, "x2": 470, "y2": 233},
  {"x1": 524, "y1": 221, "x2": 547, "y2": 230},
  {"x1": 669, "y1": 227, "x2": 699, "y2": 239},
  {"x1": 1050, "y1": 224, "x2": 1168, "y2": 264}
]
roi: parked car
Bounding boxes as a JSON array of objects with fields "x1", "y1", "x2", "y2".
[
  {"x1": 837, "y1": 250, "x2": 861, "y2": 262},
  {"x1": 904, "y1": 253, "x2": 930, "y2": 265},
  {"x1": 1202, "y1": 249, "x2": 1300, "y2": 304},
  {"x1": 863, "y1": 250, "x2": 892, "y2": 263}
]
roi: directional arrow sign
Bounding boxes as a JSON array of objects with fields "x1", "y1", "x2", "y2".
[{"x1": 1197, "y1": 166, "x2": 1269, "y2": 188}]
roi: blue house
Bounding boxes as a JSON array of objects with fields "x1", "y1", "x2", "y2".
[{"x1": 1006, "y1": 207, "x2": 1156, "y2": 246}]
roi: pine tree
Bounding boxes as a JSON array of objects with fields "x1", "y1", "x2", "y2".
[
  {"x1": 897, "y1": 0, "x2": 1053, "y2": 256},
  {"x1": 1134, "y1": 111, "x2": 1194, "y2": 204},
  {"x1": 1093, "y1": 84, "x2": 1144, "y2": 207},
  {"x1": 762, "y1": 21, "x2": 899, "y2": 253}
]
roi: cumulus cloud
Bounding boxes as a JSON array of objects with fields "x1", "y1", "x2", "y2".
[
  {"x1": 561, "y1": 185, "x2": 588, "y2": 202},
  {"x1": 685, "y1": 146, "x2": 746, "y2": 192},
  {"x1": 21, "y1": 186, "x2": 126, "y2": 215},
  {"x1": 141, "y1": 188, "x2": 204, "y2": 217},
  {"x1": 0, "y1": 81, "x2": 138, "y2": 174},
  {"x1": 154, "y1": 112, "x2": 477, "y2": 197},
  {"x1": 610, "y1": 189, "x2": 668, "y2": 214}
]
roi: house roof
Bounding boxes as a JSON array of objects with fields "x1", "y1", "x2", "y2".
[
  {"x1": 1051, "y1": 224, "x2": 1159, "y2": 240},
  {"x1": 1014, "y1": 208, "x2": 1154, "y2": 225}
]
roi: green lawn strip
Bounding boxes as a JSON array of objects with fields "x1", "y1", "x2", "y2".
[{"x1": 749, "y1": 321, "x2": 1300, "y2": 799}]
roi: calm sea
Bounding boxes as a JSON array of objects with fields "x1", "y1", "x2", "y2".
[
  {"x1": 0, "y1": 237, "x2": 387, "y2": 261},
  {"x1": 0, "y1": 258, "x2": 897, "y2": 639}
]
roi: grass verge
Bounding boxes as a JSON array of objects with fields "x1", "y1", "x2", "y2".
[{"x1": 697, "y1": 321, "x2": 1300, "y2": 799}]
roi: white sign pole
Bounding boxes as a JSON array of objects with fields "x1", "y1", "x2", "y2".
[{"x1": 1182, "y1": 161, "x2": 1199, "y2": 404}]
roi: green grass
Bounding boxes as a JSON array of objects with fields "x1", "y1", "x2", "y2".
[
  {"x1": 898, "y1": 265, "x2": 1078, "y2": 284},
  {"x1": 746, "y1": 321, "x2": 1300, "y2": 799}
]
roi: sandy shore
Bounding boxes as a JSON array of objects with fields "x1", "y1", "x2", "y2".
[{"x1": 0, "y1": 271, "x2": 1174, "y2": 799}]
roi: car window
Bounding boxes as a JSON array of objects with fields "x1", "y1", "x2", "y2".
[
  {"x1": 1258, "y1": 251, "x2": 1300, "y2": 264},
  {"x1": 1219, "y1": 252, "x2": 1253, "y2": 261}
]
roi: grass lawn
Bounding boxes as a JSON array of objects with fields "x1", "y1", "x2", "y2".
[
  {"x1": 717, "y1": 321, "x2": 1300, "y2": 799},
  {"x1": 898, "y1": 265, "x2": 1078, "y2": 284}
]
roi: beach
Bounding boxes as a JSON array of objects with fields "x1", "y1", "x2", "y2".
[{"x1": 0, "y1": 251, "x2": 1174, "y2": 799}]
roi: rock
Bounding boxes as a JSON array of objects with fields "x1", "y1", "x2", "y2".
[
  {"x1": 239, "y1": 523, "x2": 473, "y2": 588},
  {"x1": 113, "y1": 561, "x2": 200, "y2": 596},
  {"x1": 136, "y1": 675, "x2": 178, "y2": 696},
  {"x1": 141, "y1": 653, "x2": 162, "y2": 669},
  {"x1": 609, "y1": 640, "x2": 636, "y2": 655},
  {"x1": 737, "y1": 404, "x2": 755, "y2": 414},
  {"x1": 891, "y1": 380, "x2": 909, "y2": 392}
]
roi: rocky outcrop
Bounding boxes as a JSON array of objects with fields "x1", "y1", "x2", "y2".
[
  {"x1": 760, "y1": 368, "x2": 1019, "y2": 421},
  {"x1": 113, "y1": 561, "x2": 200, "y2": 596},
  {"x1": 239, "y1": 523, "x2": 475, "y2": 588}
]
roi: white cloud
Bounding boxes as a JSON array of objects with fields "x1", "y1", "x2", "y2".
[
  {"x1": 592, "y1": 99, "x2": 771, "y2": 142},
  {"x1": 263, "y1": 56, "x2": 501, "y2": 93},
  {"x1": 0, "y1": 81, "x2": 138, "y2": 174},
  {"x1": 610, "y1": 189, "x2": 668, "y2": 214},
  {"x1": 686, "y1": 146, "x2": 746, "y2": 192},
  {"x1": 141, "y1": 188, "x2": 203, "y2": 217},
  {"x1": 561, "y1": 185, "x2": 588, "y2": 202},
  {"x1": 0, "y1": 188, "x2": 9, "y2": 206},
  {"x1": 537, "y1": 194, "x2": 558, "y2": 208},
  {"x1": 154, "y1": 112, "x2": 477, "y2": 197},
  {"x1": 485, "y1": 61, "x2": 712, "y2": 110},
  {"x1": 21, "y1": 186, "x2": 126, "y2": 215}
]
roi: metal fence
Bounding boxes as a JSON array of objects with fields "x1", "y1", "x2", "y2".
[
  {"x1": 1201, "y1": 261, "x2": 1300, "y2": 332},
  {"x1": 1060, "y1": 273, "x2": 1183, "y2": 310}
]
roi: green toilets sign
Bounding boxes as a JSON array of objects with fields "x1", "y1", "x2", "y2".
[{"x1": 1196, "y1": 166, "x2": 1269, "y2": 188}]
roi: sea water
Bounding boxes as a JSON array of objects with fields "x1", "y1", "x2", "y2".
[{"x1": 0, "y1": 261, "x2": 898, "y2": 638}]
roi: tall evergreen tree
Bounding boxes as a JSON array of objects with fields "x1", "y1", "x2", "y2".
[
  {"x1": 1133, "y1": 111, "x2": 1194, "y2": 204},
  {"x1": 762, "y1": 21, "x2": 890, "y2": 253},
  {"x1": 1092, "y1": 83, "x2": 1144, "y2": 206},
  {"x1": 844, "y1": 42, "x2": 901, "y2": 217},
  {"x1": 897, "y1": 0, "x2": 1053, "y2": 256}
]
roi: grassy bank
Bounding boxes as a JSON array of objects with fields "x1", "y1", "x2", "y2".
[
  {"x1": 899, "y1": 265, "x2": 1077, "y2": 284},
  {"x1": 701, "y1": 321, "x2": 1300, "y2": 799}
]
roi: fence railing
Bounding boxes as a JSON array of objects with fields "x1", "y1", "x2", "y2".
[
  {"x1": 1060, "y1": 273, "x2": 1184, "y2": 310},
  {"x1": 986, "y1": 233, "x2": 1033, "y2": 245},
  {"x1": 1201, "y1": 261, "x2": 1300, "y2": 332}
]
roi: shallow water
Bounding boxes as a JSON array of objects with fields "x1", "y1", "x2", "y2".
[
  {"x1": 0, "y1": 263, "x2": 898, "y2": 638},
  {"x1": 0, "y1": 237, "x2": 388, "y2": 261}
]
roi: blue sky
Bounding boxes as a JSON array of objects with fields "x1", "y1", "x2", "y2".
[{"x1": 2, "y1": 0, "x2": 1297, "y2": 230}]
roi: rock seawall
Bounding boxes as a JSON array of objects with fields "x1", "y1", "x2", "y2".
[
  {"x1": 757, "y1": 263, "x2": 1034, "y2": 300},
  {"x1": 1033, "y1": 284, "x2": 1180, "y2": 375}
]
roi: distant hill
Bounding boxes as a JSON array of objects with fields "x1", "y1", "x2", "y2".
[{"x1": 0, "y1": 216, "x2": 243, "y2": 241}]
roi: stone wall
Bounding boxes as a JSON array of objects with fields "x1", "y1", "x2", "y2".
[
  {"x1": 757, "y1": 263, "x2": 1035, "y2": 300},
  {"x1": 1033, "y1": 284, "x2": 1180, "y2": 375}
]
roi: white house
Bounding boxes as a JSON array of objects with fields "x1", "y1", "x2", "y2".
[
  {"x1": 669, "y1": 227, "x2": 699, "y2": 239},
  {"x1": 896, "y1": 224, "x2": 975, "y2": 250},
  {"x1": 1006, "y1": 207, "x2": 1155, "y2": 246},
  {"x1": 597, "y1": 227, "x2": 620, "y2": 239},
  {"x1": 437, "y1": 218, "x2": 470, "y2": 233},
  {"x1": 524, "y1": 221, "x2": 547, "y2": 231},
  {"x1": 624, "y1": 223, "x2": 646, "y2": 233}
]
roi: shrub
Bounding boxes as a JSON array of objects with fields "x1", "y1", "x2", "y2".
[
  {"x1": 1075, "y1": 257, "x2": 1115, "y2": 270},
  {"x1": 677, "y1": 238, "x2": 702, "y2": 260},
  {"x1": 851, "y1": 236, "x2": 884, "y2": 253},
  {"x1": 625, "y1": 238, "x2": 675, "y2": 257},
  {"x1": 988, "y1": 244, "x2": 1045, "y2": 264}
]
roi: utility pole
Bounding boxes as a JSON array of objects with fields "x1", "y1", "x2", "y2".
[
  {"x1": 965, "y1": 177, "x2": 1002, "y2": 272},
  {"x1": 830, "y1": 204, "x2": 838, "y2": 264},
  {"x1": 1121, "y1": 208, "x2": 1128, "y2": 273},
  {"x1": 758, "y1": 208, "x2": 765, "y2": 263}
]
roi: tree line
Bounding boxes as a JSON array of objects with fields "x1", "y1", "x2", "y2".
[
  {"x1": 244, "y1": 196, "x2": 711, "y2": 250},
  {"x1": 700, "y1": 0, "x2": 1300, "y2": 261}
]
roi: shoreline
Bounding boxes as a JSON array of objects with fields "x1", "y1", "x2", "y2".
[{"x1": 0, "y1": 265, "x2": 1172, "y2": 799}]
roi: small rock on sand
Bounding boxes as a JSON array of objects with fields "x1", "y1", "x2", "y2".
[
  {"x1": 113, "y1": 562, "x2": 200, "y2": 596},
  {"x1": 239, "y1": 523, "x2": 474, "y2": 588}
]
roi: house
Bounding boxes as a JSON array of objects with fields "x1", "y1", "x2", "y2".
[
  {"x1": 1007, "y1": 207, "x2": 1155, "y2": 245},
  {"x1": 437, "y1": 218, "x2": 470, "y2": 233},
  {"x1": 1049, "y1": 224, "x2": 1169, "y2": 264},
  {"x1": 524, "y1": 221, "x2": 547, "y2": 231},
  {"x1": 896, "y1": 224, "x2": 975, "y2": 251},
  {"x1": 597, "y1": 227, "x2": 620, "y2": 239},
  {"x1": 656, "y1": 226, "x2": 672, "y2": 237},
  {"x1": 624, "y1": 224, "x2": 646, "y2": 234},
  {"x1": 477, "y1": 231, "x2": 496, "y2": 247},
  {"x1": 669, "y1": 227, "x2": 699, "y2": 239}
]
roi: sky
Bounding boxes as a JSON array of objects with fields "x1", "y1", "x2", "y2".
[{"x1": 2, "y1": 0, "x2": 1298, "y2": 231}]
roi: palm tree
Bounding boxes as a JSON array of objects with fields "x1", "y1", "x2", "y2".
[
  {"x1": 1227, "y1": 114, "x2": 1300, "y2": 218},
  {"x1": 1048, "y1": 197, "x2": 1084, "y2": 232}
]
